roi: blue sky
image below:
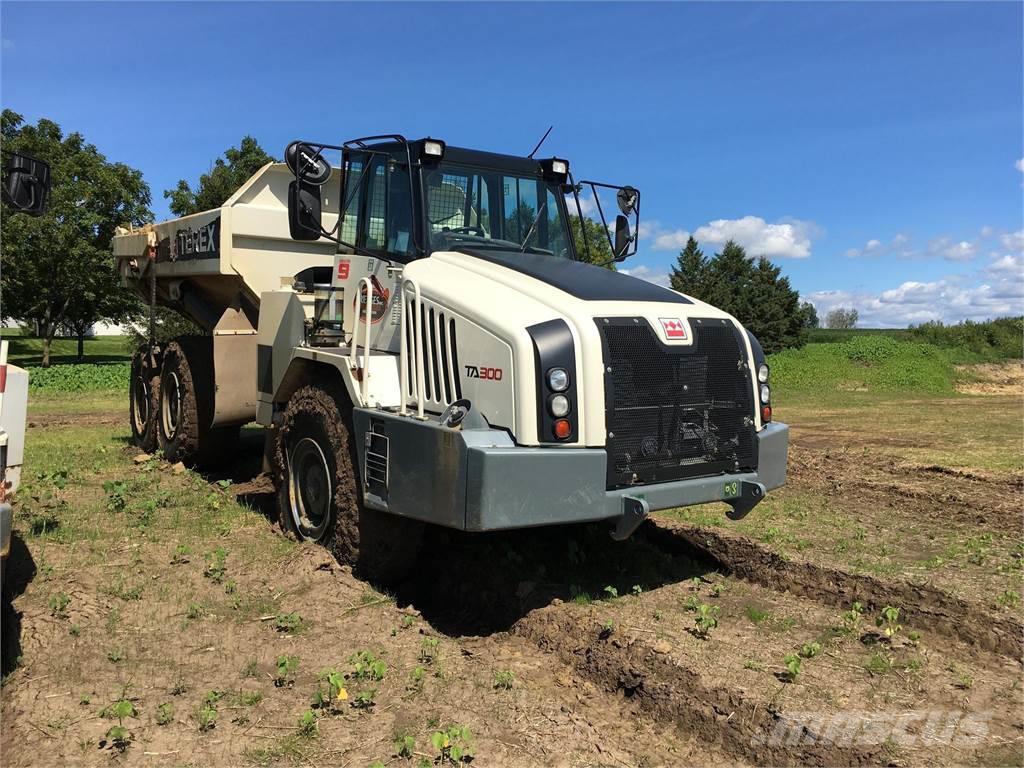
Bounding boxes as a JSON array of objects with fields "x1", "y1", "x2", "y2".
[{"x1": 3, "y1": 1, "x2": 1022, "y2": 326}]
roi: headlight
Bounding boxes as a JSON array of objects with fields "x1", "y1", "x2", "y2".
[
  {"x1": 760, "y1": 384, "x2": 770, "y2": 403},
  {"x1": 758, "y1": 363, "x2": 769, "y2": 383},
  {"x1": 547, "y1": 367, "x2": 569, "y2": 392},
  {"x1": 549, "y1": 394, "x2": 570, "y2": 418}
]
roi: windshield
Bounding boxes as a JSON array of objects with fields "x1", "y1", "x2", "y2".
[{"x1": 423, "y1": 163, "x2": 572, "y2": 258}]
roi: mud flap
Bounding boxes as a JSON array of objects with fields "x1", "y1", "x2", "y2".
[
  {"x1": 610, "y1": 495, "x2": 649, "y2": 541},
  {"x1": 725, "y1": 480, "x2": 766, "y2": 521}
]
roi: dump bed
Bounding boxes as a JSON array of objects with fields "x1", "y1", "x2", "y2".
[{"x1": 113, "y1": 162, "x2": 341, "y2": 330}]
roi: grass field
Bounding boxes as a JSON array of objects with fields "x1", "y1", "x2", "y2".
[{"x1": 1, "y1": 338, "x2": 1021, "y2": 765}]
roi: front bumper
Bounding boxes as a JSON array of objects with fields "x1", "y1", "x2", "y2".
[{"x1": 354, "y1": 408, "x2": 788, "y2": 535}]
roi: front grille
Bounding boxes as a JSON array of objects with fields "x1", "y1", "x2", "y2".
[{"x1": 597, "y1": 317, "x2": 757, "y2": 488}]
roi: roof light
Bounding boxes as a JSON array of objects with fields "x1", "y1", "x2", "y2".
[
  {"x1": 422, "y1": 139, "x2": 445, "y2": 160},
  {"x1": 540, "y1": 157, "x2": 570, "y2": 180}
]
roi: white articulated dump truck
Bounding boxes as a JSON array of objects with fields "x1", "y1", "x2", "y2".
[{"x1": 113, "y1": 135, "x2": 789, "y2": 581}]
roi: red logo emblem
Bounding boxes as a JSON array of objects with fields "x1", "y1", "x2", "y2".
[
  {"x1": 337, "y1": 259, "x2": 350, "y2": 280},
  {"x1": 659, "y1": 318, "x2": 687, "y2": 340}
]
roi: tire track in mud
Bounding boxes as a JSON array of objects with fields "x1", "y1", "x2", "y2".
[
  {"x1": 646, "y1": 519, "x2": 1023, "y2": 660},
  {"x1": 512, "y1": 607, "x2": 882, "y2": 767}
]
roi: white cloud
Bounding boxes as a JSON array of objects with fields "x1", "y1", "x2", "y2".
[
  {"x1": 1000, "y1": 229, "x2": 1024, "y2": 254},
  {"x1": 1016, "y1": 158, "x2": 1024, "y2": 173},
  {"x1": 692, "y1": 215, "x2": 814, "y2": 259},
  {"x1": 620, "y1": 264, "x2": 671, "y2": 288},
  {"x1": 806, "y1": 272, "x2": 1023, "y2": 328},
  {"x1": 847, "y1": 232, "x2": 980, "y2": 261},
  {"x1": 931, "y1": 239, "x2": 976, "y2": 261},
  {"x1": 652, "y1": 229, "x2": 691, "y2": 252}
]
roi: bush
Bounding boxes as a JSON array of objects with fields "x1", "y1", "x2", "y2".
[
  {"x1": 907, "y1": 317, "x2": 1023, "y2": 362},
  {"x1": 26, "y1": 362, "x2": 130, "y2": 393}
]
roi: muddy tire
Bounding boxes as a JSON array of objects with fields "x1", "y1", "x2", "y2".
[
  {"x1": 129, "y1": 350, "x2": 160, "y2": 452},
  {"x1": 275, "y1": 383, "x2": 422, "y2": 584}
]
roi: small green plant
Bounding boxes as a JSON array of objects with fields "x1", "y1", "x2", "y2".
[
  {"x1": 401, "y1": 615, "x2": 416, "y2": 629},
  {"x1": 419, "y1": 636, "x2": 440, "y2": 664},
  {"x1": 349, "y1": 650, "x2": 387, "y2": 681},
  {"x1": 69, "y1": 624, "x2": 81, "y2": 637},
  {"x1": 653, "y1": 610, "x2": 663, "y2": 621},
  {"x1": 170, "y1": 676, "x2": 188, "y2": 696},
  {"x1": 631, "y1": 584, "x2": 643, "y2": 596},
  {"x1": 275, "y1": 654, "x2": 299, "y2": 687},
  {"x1": 103, "y1": 480, "x2": 129, "y2": 513},
  {"x1": 865, "y1": 651, "x2": 893, "y2": 676},
  {"x1": 311, "y1": 668, "x2": 348, "y2": 711},
  {"x1": 876, "y1": 606, "x2": 901, "y2": 639},
  {"x1": 408, "y1": 665, "x2": 426, "y2": 693},
  {"x1": 493, "y1": 670, "x2": 514, "y2": 690},
  {"x1": 104, "y1": 725, "x2": 132, "y2": 752},
  {"x1": 48, "y1": 591, "x2": 71, "y2": 618},
  {"x1": 106, "y1": 647, "x2": 126, "y2": 664},
  {"x1": 711, "y1": 583, "x2": 725, "y2": 597},
  {"x1": 996, "y1": 590, "x2": 1020, "y2": 609},
  {"x1": 799, "y1": 641, "x2": 822, "y2": 659},
  {"x1": 155, "y1": 702, "x2": 174, "y2": 726},
  {"x1": 195, "y1": 703, "x2": 217, "y2": 732},
  {"x1": 840, "y1": 601, "x2": 864, "y2": 634},
  {"x1": 186, "y1": 602, "x2": 203, "y2": 620},
  {"x1": 101, "y1": 698, "x2": 138, "y2": 720},
  {"x1": 745, "y1": 605, "x2": 770, "y2": 624},
  {"x1": 743, "y1": 659, "x2": 763, "y2": 671},
  {"x1": 297, "y1": 709, "x2": 319, "y2": 738},
  {"x1": 955, "y1": 671, "x2": 974, "y2": 690},
  {"x1": 908, "y1": 630, "x2": 922, "y2": 646},
  {"x1": 350, "y1": 688, "x2": 377, "y2": 710},
  {"x1": 395, "y1": 732, "x2": 416, "y2": 759},
  {"x1": 273, "y1": 612, "x2": 303, "y2": 633},
  {"x1": 203, "y1": 547, "x2": 228, "y2": 584},
  {"x1": 693, "y1": 603, "x2": 720, "y2": 638},
  {"x1": 431, "y1": 724, "x2": 475, "y2": 764},
  {"x1": 170, "y1": 543, "x2": 191, "y2": 565},
  {"x1": 600, "y1": 619, "x2": 615, "y2": 638},
  {"x1": 682, "y1": 595, "x2": 700, "y2": 612},
  {"x1": 240, "y1": 659, "x2": 258, "y2": 678},
  {"x1": 783, "y1": 653, "x2": 802, "y2": 681},
  {"x1": 602, "y1": 585, "x2": 619, "y2": 599}
]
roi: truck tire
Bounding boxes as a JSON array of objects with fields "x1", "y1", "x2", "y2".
[
  {"x1": 157, "y1": 338, "x2": 238, "y2": 467},
  {"x1": 129, "y1": 350, "x2": 160, "y2": 452},
  {"x1": 275, "y1": 384, "x2": 422, "y2": 584}
]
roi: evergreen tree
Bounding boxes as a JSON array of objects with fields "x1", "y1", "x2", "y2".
[
  {"x1": 667, "y1": 238, "x2": 809, "y2": 354},
  {"x1": 164, "y1": 136, "x2": 276, "y2": 217},
  {"x1": 669, "y1": 236, "x2": 706, "y2": 295}
]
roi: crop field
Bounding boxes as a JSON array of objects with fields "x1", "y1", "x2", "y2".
[{"x1": 1, "y1": 337, "x2": 1022, "y2": 767}]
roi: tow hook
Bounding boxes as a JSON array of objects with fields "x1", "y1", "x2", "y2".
[
  {"x1": 611, "y1": 495, "x2": 649, "y2": 541},
  {"x1": 725, "y1": 480, "x2": 767, "y2": 521}
]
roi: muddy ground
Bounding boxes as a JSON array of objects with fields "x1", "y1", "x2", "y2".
[{"x1": 1, "y1": 377, "x2": 1021, "y2": 767}]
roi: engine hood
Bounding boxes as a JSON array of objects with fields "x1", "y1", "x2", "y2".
[{"x1": 452, "y1": 247, "x2": 692, "y2": 305}]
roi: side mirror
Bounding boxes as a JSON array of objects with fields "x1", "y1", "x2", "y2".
[
  {"x1": 616, "y1": 186, "x2": 639, "y2": 216},
  {"x1": 2, "y1": 151, "x2": 51, "y2": 217},
  {"x1": 614, "y1": 215, "x2": 631, "y2": 260},
  {"x1": 285, "y1": 141, "x2": 332, "y2": 185},
  {"x1": 288, "y1": 181, "x2": 322, "y2": 241}
]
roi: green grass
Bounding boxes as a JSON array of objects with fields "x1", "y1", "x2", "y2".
[
  {"x1": 1, "y1": 334, "x2": 131, "y2": 366},
  {"x1": 770, "y1": 337, "x2": 957, "y2": 395}
]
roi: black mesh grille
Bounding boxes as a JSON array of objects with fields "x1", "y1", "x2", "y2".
[{"x1": 598, "y1": 317, "x2": 757, "y2": 488}]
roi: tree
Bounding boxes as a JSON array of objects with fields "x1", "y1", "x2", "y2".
[
  {"x1": 1, "y1": 110, "x2": 151, "y2": 366},
  {"x1": 825, "y1": 307, "x2": 859, "y2": 329},
  {"x1": 669, "y1": 236, "x2": 707, "y2": 296},
  {"x1": 666, "y1": 238, "x2": 809, "y2": 354},
  {"x1": 570, "y1": 215, "x2": 615, "y2": 268},
  {"x1": 799, "y1": 301, "x2": 819, "y2": 330},
  {"x1": 164, "y1": 136, "x2": 276, "y2": 216}
]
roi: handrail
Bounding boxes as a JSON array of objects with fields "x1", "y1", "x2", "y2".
[
  {"x1": 399, "y1": 277, "x2": 425, "y2": 419},
  {"x1": 350, "y1": 277, "x2": 373, "y2": 405}
]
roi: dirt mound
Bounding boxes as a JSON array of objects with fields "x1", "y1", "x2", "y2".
[{"x1": 956, "y1": 361, "x2": 1024, "y2": 395}]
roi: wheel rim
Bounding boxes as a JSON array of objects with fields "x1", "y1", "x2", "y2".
[
  {"x1": 288, "y1": 436, "x2": 332, "y2": 540},
  {"x1": 161, "y1": 370, "x2": 181, "y2": 441},
  {"x1": 132, "y1": 375, "x2": 150, "y2": 434}
]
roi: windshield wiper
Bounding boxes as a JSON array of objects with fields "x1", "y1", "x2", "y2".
[{"x1": 520, "y1": 199, "x2": 548, "y2": 252}]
